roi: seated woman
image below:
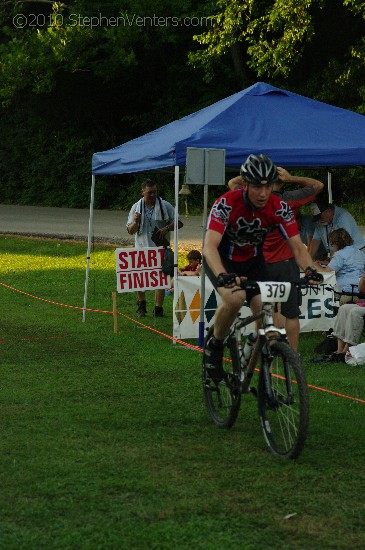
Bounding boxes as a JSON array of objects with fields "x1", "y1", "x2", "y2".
[
  {"x1": 316, "y1": 228, "x2": 365, "y2": 303},
  {"x1": 331, "y1": 274, "x2": 365, "y2": 359}
]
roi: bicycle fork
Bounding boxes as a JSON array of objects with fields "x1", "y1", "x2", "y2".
[{"x1": 261, "y1": 343, "x2": 295, "y2": 407}]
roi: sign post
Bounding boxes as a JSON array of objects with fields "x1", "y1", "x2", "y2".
[{"x1": 184, "y1": 147, "x2": 226, "y2": 347}]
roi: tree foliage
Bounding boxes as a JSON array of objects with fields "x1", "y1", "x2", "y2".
[
  {"x1": 190, "y1": 0, "x2": 365, "y2": 110},
  {"x1": 0, "y1": 0, "x2": 364, "y2": 210}
]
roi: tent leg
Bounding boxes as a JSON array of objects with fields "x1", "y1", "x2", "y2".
[
  {"x1": 83, "y1": 174, "x2": 96, "y2": 322},
  {"x1": 198, "y1": 183, "x2": 209, "y2": 348},
  {"x1": 172, "y1": 166, "x2": 180, "y2": 344},
  {"x1": 173, "y1": 166, "x2": 179, "y2": 260},
  {"x1": 327, "y1": 169, "x2": 332, "y2": 203}
]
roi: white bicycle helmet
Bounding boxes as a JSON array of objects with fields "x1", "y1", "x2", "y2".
[{"x1": 240, "y1": 154, "x2": 278, "y2": 184}]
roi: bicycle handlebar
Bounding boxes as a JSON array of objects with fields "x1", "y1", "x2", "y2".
[
  {"x1": 216, "y1": 278, "x2": 320, "y2": 291},
  {"x1": 236, "y1": 278, "x2": 315, "y2": 291},
  {"x1": 230, "y1": 278, "x2": 325, "y2": 304},
  {"x1": 217, "y1": 269, "x2": 323, "y2": 290}
]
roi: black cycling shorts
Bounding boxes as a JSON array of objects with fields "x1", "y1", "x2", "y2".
[
  {"x1": 265, "y1": 257, "x2": 302, "y2": 318},
  {"x1": 203, "y1": 254, "x2": 269, "y2": 306}
]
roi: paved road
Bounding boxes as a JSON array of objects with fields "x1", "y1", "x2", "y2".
[
  {"x1": 0, "y1": 204, "x2": 205, "y2": 246},
  {"x1": 1, "y1": 204, "x2": 364, "y2": 245}
]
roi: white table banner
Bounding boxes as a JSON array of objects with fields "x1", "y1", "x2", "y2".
[{"x1": 173, "y1": 272, "x2": 337, "y2": 340}]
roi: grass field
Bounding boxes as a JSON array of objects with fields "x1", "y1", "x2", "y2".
[{"x1": 1, "y1": 235, "x2": 365, "y2": 549}]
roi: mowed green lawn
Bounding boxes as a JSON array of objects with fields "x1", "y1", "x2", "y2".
[{"x1": 1, "y1": 236, "x2": 364, "y2": 549}]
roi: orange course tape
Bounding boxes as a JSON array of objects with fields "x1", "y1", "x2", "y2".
[{"x1": 0, "y1": 280, "x2": 364, "y2": 405}]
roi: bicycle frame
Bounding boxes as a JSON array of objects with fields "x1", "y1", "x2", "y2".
[{"x1": 227, "y1": 302, "x2": 287, "y2": 395}]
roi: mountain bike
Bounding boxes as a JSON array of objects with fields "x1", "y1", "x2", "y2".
[{"x1": 202, "y1": 280, "x2": 309, "y2": 459}]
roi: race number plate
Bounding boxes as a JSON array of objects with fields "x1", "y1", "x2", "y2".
[{"x1": 257, "y1": 281, "x2": 291, "y2": 302}]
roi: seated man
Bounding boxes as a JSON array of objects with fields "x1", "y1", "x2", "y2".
[
  {"x1": 296, "y1": 212, "x2": 327, "y2": 260},
  {"x1": 309, "y1": 199, "x2": 365, "y2": 260}
]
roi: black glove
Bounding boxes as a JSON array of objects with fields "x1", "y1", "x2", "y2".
[
  {"x1": 304, "y1": 266, "x2": 323, "y2": 283},
  {"x1": 217, "y1": 272, "x2": 238, "y2": 287}
]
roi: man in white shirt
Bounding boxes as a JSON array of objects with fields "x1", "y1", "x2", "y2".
[{"x1": 127, "y1": 179, "x2": 183, "y2": 317}]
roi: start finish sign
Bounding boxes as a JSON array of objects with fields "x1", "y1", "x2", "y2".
[{"x1": 115, "y1": 247, "x2": 170, "y2": 293}]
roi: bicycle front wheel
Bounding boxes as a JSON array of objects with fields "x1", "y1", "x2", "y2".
[
  {"x1": 258, "y1": 341, "x2": 309, "y2": 459},
  {"x1": 202, "y1": 327, "x2": 241, "y2": 428}
]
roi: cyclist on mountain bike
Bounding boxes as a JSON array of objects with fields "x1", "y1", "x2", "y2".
[{"x1": 203, "y1": 153, "x2": 323, "y2": 382}]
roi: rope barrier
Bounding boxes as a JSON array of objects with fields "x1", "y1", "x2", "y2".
[
  {"x1": 307, "y1": 383, "x2": 365, "y2": 404},
  {"x1": 0, "y1": 281, "x2": 113, "y2": 314},
  {"x1": 1, "y1": 280, "x2": 364, "y2": 404}
]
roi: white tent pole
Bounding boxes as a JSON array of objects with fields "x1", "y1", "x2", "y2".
[
  {"x1": 82, "y1": 174, "x2": 96, "y2": 322},
  {"x1": 171, "y1": 166, "x2": 180, "y2": 345},
  {"x1": 199, "y1": 183, "x2": 209, "y2": 348},
  {"x1": 327, "y1": 170, "x2": 333, "y2": 203},
  {"x1": 174, "y1": 166, "x2": 179, "y2": 257}
]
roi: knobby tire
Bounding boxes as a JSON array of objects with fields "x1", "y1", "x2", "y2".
[
  {"x1": 258, "y1": 341, "x2": 309, "y2": 459},
  {"x1": 202, "y1": 326, "x2": 241, "y2": 428}
]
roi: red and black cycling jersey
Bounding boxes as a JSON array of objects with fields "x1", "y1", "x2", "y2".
[
  {"x1": 206, "y1": 188, "x2": 299, "y2": 262},
  {"x1": 264, "y1": 187, "x2": 316, "y2": 263}
]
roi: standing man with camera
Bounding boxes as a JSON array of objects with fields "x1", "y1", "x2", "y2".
[{"x1": 127, "y1": 179, "x2": 183, "y2": 318}]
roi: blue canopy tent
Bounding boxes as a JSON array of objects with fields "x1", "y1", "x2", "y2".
[
  {"x1": 84, "y1": 82, "x2": 365, "y2": 318},
  {"x1": 92, "y1": 81, "x2": 365, "y2": 174}
]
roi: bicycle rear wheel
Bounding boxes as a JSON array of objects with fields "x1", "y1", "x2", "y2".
[
  {"x1": 202, "y1": 327, "x2": 241, "y2": 428},
  {"x1": 257, "y1": 341, "x2": 308, "y2": 459}
]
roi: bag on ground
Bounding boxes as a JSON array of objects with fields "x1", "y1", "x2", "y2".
[
  {"x1": 345, "y1": 343, "x2": 365, "y2": 365},
  {"x1": 315, "y1": 333, "x2": 337, "y2": 355}
]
